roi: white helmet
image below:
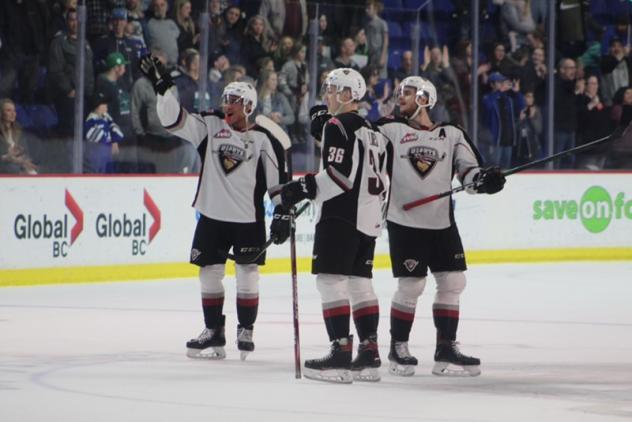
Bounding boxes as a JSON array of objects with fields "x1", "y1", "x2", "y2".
[
  {"x1": 222, "y1": 81, "x2": 257, "y2": 115},
  {"x1": 322, "y1": 68, "x2": 367, "y2": 102},
  {"x1": 399, "y1": 76, "x2": 437, "y2": 109}
]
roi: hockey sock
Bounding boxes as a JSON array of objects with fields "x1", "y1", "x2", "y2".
[
  {"x1": 322, "y1": 301, "x2": 351, "y2": 341},
  {"x1": 236, "y1": 264, "x2": 259, "y2": 328},
  {"x1": 390, "y1": 277, "x2": 426, "y2": 342},
  {"x1": 200, "y1": 265, "x2": 225, "y2": 329},
  {"x1": 390, "y1": 311, "x2": 414, "y2": 342},
  {"x1": 352, "y1": 303, "x2": 379, "y2": 342},
  {"x1": 202, "y1": 294, "x2": 224, "y2": 329},
  {"x1": 432, "y1": 304, "x2": 459, "y2": 341}
]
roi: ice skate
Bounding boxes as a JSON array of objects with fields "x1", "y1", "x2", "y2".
[
  {"x1": 186, "y1": 319, "x2": 226, "y2": 359},
  {"x1": 432, "y1": 341, "x2": 481, "y2": 377},
  {"x1": 351, "y1": 334, "x2": 381, "y2": 382},
  {"x1": 388, "y1": 340, "x2": 418, "y2": 377},
  {"x1": 236, "y1": 325, "x2": 254, "y2": 361},
  {"x1": 304, "y1": 336, "x2": 353, "y2": 384}
]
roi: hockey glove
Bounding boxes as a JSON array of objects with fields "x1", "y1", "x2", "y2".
[
  {"x1": 474, "y1": 166, "x2": 506, "y2": 194},
  {"x1": 270, "y1": 205, "x2": 291, "y2": 244},
  {"x1": 139, "y1": 54, "x2": 174, "y2": 95},
  {"x1": 281, "y1": 174, "x2": 317, "y2": 208},
  {"x1": 310, "y1": 105, "x2": 331, "y2": 142}
]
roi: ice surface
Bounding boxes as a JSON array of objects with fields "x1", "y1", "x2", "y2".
[{"x1": 1, "y1": 262, "x2": 631, "y2": 422}]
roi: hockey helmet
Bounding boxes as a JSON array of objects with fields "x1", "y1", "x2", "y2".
[
  {"x1": 222, "y1": 81, "x2": 257, "y2": 115},
  {"x1": 399, "y1": 76, "x2": 437, "y2": 109},
  {"x1": 321, "y1": 68, "x2": 367, "y2": 102}
]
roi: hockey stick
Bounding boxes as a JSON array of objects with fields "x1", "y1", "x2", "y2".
[
  {"x1": 287, "y1": 153, "x2": 302, "y2": 379},
  {"x1": 255, "y1": 115, "x2": 292, "y2": 150},
  {"x1": 402, "y1": 133, "x2": 614, "y2": 211},
  {"x1": 221, "y1": 201, "x2": 310, "y2": 264}
]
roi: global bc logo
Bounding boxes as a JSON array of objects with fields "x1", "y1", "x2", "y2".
[
  {"x1": 532, "y1": 186, "x2": 632, "y2": 233},
  {"x1": 95, "y1": 189, "x2": 161, "y2": 256},
  {"x1": 13, "y1": 189, "x2": 84, "y2": 257}
]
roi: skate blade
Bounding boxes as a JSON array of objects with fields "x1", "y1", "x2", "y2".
[
  {"x1": 303, "y1": 367, "x2": 353, "y2": 384},
  {"x1": 388, "y1": 361, "x2": 416, "y2": 377},
  {"x1": 352, "y1": 367, "x2": 381, "y2": 382},
  {"x1": 240, "y1": 350, "x2": 250, "y2": 361},
  {"x1": 186, "y1": 346, "x2": 226, "y2": 360},
  {"x1": 432, "y1": 361, "x2": 481, "y2": 377}
]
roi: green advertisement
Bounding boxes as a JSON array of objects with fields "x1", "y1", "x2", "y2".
[{"x1": 533, "y1": 186, "x2": 632, "y2": 233}]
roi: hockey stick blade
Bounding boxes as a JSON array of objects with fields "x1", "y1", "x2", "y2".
[
  {"x1": 255, "y1": 115, "x2": 292, "y2": 150},
  {"x1": 220, "y1": 202, "x2": 310, "y2": 264},
  {"x1": 402, "y1": 133, "x2": 614, "y2": 211}
]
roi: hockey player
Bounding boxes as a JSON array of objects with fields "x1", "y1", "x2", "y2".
[
  {"x1": 280, "y1": 68, "x2": 390, "y2": 383},
  {"x1": 376, "y1": 77, "x2": 505, "y2": 376},
  {"x1": 139, "y1": 54, "x2": 290, "y2": 361}
]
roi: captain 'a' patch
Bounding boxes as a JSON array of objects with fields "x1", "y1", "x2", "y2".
[
  {"x1": 218, "y1": 144, "x2": 246, "y2": 174},
  {"x1": 406, "y1": 146, "x2": 445, "y2": 179}
]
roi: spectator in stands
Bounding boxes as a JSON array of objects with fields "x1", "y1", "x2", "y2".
[
  {"x1": 421, "y1": 45, "x2": 458, "y2": 123},
  {"x1": 84, "y1": 92, "x2": 123, "y2": 173},
  {"x1": 359, "y1": 65, "x2": 392, "y2": 121},
  {"x1": 131, "y1": 48, "x2": 197, "y2": 173},
  {"x1": 95, "y1": 52, "x2": 134, "y2": 144},
  {"x1": 576, "y1": 75, "x2": 612, "y2": 170},
  {"x1": 521, "y1": 46, "x2": 547, "y2": 106},
  {"x1": 126, "y1": 0, "x2": 147, "y2": 48},
  {"x1": 0, "y1": 0, "x2": 50, "y2": 104},
  {"x1": 93, "y1": 7, "x2": 146, "y2": 90},
  {"x1": 174, "y1": 0, "x2": 199, "y2": 52},
  {"x1": 317, "y1": 36, "x2": 335, "y2": 76},
  {"x1": 557, "y1": 0, "x2": 602, "y2": 60},
  {"x1": 392, "y1": 50, "x2": 414, "y2": 85},
  {"x1": 273, "y1": 36, "x2": 295, "y2": 71},
  {"x1": 482, "y1": 72, "x2": 525, "y2": 168},
  {"x1": 500, "y1": 0, "x2": 536, "y2": 52},
  {"x1": 333, "y1": 37, "x2": 360, "y2": 71},
  {"x1": 279, "y1": 43, "x2": 309, "y2": 144},
  {"x1": 207, "y1": 0, "x2": 226, "y2": 63},
  {"x1": 48, "y1": 8, "x2": 95, "y2": 137},
  {"x1": 209, "y1": 52, "x2": 230, "y2": 83},
  {"x1": 516, "y1": 91, "x2": 543, "y2": 164},
  {"x1": 241, "y1": 15, "x2": 274, "y2": 79},
  {"x1": 86, "y1": 0, "x2": 121, "y2": 44},
  {"x1": 364, "y1": 0, "x2": 389, "y2": 79},
  {"x1": 488, "y1": 42, "x2": 516, "y2": 78},
  {"x1": 258, "y1": 0, "x2": 308, "y2": 42},
  {"x1": 608, "y1": 87, "x2": 632, "y2": 169},
  {"x1": 257, "y1": 57, "x2": 275, "y2": 75},
  {"x1": 353, "y1": 29, "x2": 370, "y2": 67},
  {"x1": 147, "y1": 0, "x2": 180, "y2": 66},
  {"x1": 0, "y1": 98, "x2": 37, "y2": 174},
  {"x1": 174, "y1": 48, "x2": 206, "y2": 112},
  {"x1": 600, "y1": 37, "x2": 632, "y2": 106},
  {"x1": 222, "y1": 5, "x2": 244, "y2": 67},
  {"x1": 255, "y1": 70, "x2": 295, "y2": 134},
  {"x1": 50, "y1": 0, "x2": 78, "y2": 36},
  {"x1": 554, "y1": 58, "x2": 580, "y2": 169}
]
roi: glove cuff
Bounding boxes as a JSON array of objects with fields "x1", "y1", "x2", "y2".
[
  {"x1": 155, "y1": 74, "x2": 174, "y2": 96},
  {"x1": 302, "y1": 174, "x2": 317, "y2": 200}
]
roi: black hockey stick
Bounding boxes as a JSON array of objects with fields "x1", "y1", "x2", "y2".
[
  {"x1": 221, "y1": 202, "x2": 310, "y2": 264},
  {"x1": 286, "y1": 152, "x2": 302, "y2": 379},
  {"x1": 403, "y1": 133, "x2": 614, "y2": 211}
]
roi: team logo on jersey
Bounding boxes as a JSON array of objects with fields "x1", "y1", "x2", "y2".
[
  {"x1": 400, "y1": 133, "x2": 419, "y2": 144},
  {"x1": 403, "y1": 259, "x2": 419, "y2": 272},
  {"x1": 218, "y1": 144, "x2": 246, "y2": 174},
  {"x1": 407, "y1": 146, "x2": 441, "y2": 178},
  {"x1": 190, "y1": 248, "x2": 201, "y2": 262},
  {"x1": 214, "y1": 128, "x2": 232, "y2": 139}
]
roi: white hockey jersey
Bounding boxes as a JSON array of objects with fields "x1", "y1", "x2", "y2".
[
  {"x1": 313, "y1": 112, "x2": 390, "y2": 237},
  {"x1": 377, "y1": 116, "x2": 483, "y2": 230},
  {"x1": 156, "y1": 89, "x2": 287, "y2": 223}
]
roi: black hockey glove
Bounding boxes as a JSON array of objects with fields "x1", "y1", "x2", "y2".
[
  {"x1": 281, "y1": 174, "x2": 317, "y2": 208},
  {"x1": 474, "y1": 166, "x2": 506, "y2": 194},
  {"x1": 310, "y1": 105, "x2": 331, "y2": 142},
  {"x1": 139, "y1": 54, "x2": 174, "y2": 95},
  {"x1": 270, "y1": 205, "x2": 291, "y2": 245}
]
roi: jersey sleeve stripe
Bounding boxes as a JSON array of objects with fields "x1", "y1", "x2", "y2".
[{"x1": 326, "y1": 165, "x2": 353, "y2": 191}]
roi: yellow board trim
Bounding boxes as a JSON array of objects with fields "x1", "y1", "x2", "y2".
[{"x1": 1, "y1": 247, "x2": 631, "y2": 287}]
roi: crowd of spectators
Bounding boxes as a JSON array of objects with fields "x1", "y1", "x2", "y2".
[{"x1": 1, "y1": 0, "x2": 632, "y2": 174}]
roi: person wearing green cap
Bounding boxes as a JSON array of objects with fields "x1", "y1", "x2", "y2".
[{"x1": 95, "y1": 52, "x2": 134, "y2": 171}]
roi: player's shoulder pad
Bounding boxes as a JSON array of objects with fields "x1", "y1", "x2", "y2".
[
  {"x1": 200, "y1": 109, "x2": 225, "y2": 119},
  {"x1": 375, "y1": 114, "x2": 408, "y2": 127},
  {"x1": 251, "y1": 124, "x2": 285, "y2": 149}
]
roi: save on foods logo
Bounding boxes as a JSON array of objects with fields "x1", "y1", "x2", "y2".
[
  {"x1": 13, "y1": 189, "x2": 84, "y2": 257},
  {"x1": 94, "y1": 189, "x2": 161, "y2": 255},
  {"x1": 533, "y1": 186, "x2": 632, "y2": 233}
]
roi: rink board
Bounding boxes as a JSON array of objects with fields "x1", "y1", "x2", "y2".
[{"x1": 1, "y1": 173, "x2": 631, "y2": 286}]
